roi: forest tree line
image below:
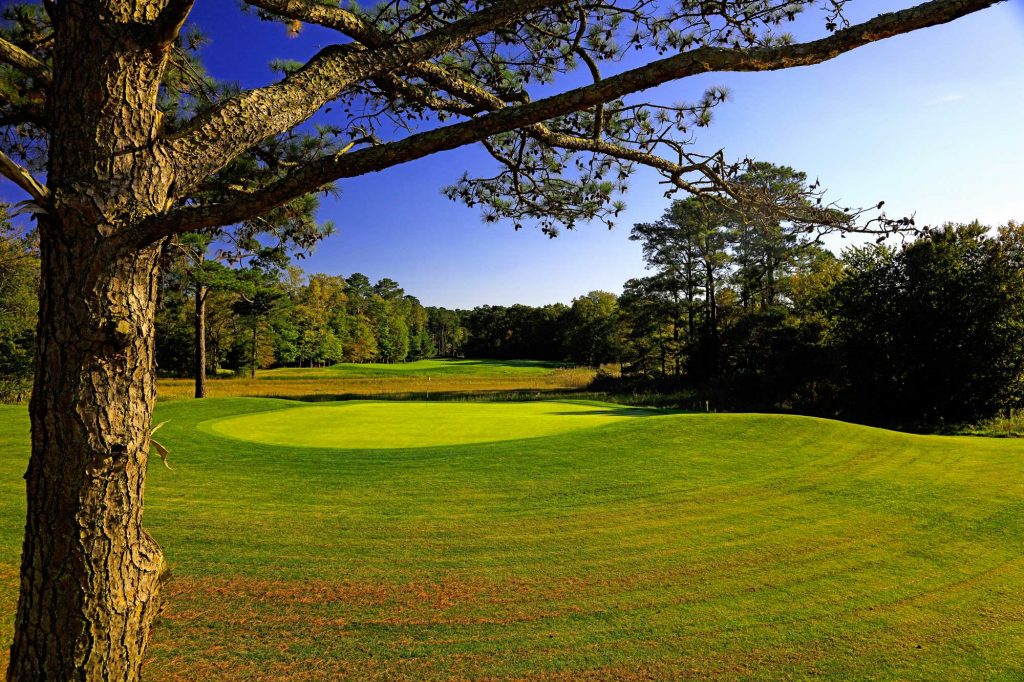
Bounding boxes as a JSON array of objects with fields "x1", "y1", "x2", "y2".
[
  {"x1": 2, "y1": 195, "x2": 1022, "y2": 429},
  {"x1": 433, "y1": 214, "x2": 1024, "y2": 430}
]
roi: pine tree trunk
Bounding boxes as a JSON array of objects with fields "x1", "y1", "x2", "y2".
[
  {"x1": 194, "y1": 285, "x2": 207, "y2": 399},
  {"x1": 250, "y1": 322, "x2": 258, "y2": 379},
  {"x1": 9, "y1": 235, "x2": 166, "y2": 681},
  {"x1": 8, "y1": 2, "x2": 179, "y2": 678},
  {"x1": 707, "y1": 279, "x2": 719, "y2": 377}
]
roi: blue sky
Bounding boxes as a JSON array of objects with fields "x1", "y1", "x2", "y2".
[{"x1": 5, "y1": 1, "x2": 1023, "y2": 308}]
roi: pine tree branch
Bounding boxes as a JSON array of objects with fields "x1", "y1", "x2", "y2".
[
  {"x1": 141, "y1": 0, "x2": 999, "y2": 245},
  {"x1": 243, "y1": 0, "x2": 370, "y2": 40},
  {"x1": 0, "y1": 149, "x2": 49, "y2": 203},
  {"x1": 163, "y1": 0, "x2": 567, "y2": 194},
  {"x1": 151, "y1": 0, "x2": 195, "y2": 44},
  {"x1": 374, "y1": 73, "x2": 482, "y2": 116},
  {"x1": 0, "y1": 36, "x2": 51, "y2": 86}
]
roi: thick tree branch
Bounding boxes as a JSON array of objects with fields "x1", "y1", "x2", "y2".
[
  {"x1": 350, "y1": 39, "x2": 695, "y2": 188},
  {"x1": 247, "y1": 1, "x2": 613, "y2": 157},
  {"x1": 141, "y1": 0, "x2": 999, "y2": 245},
  {"x1": 244, "y1": 0, "x2": 371, "y2": 40},
  {"x1": 255, "y1": 2, "x2": 525, "y2": 114},
  {"x1": 164, "y1": 0, "x2": 567, "y2": 194},
  {"x1": 151, "y1": 0, "x2": 195, "y2": 44},
  {"x1": 0, "y1": 149, "x2": 49, "y2": 203},
  {"x1": 246, "y1": 0, "x2": 529, "y2": 114},
  {"x1": 0, "y1": 36, "x2": 52, "y2": 86}
]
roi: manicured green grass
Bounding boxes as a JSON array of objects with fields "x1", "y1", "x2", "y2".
[
  {"x1": 201, "y1": 400, "x2": 657, "y2": 449},
  {"x1": 0, "y1": 400, "x2": 1023, "y2": 680}
]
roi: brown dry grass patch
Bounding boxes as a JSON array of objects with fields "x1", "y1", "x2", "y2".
[{"x1": 157, "y1": 573, "x2": 593, "y2": 628}]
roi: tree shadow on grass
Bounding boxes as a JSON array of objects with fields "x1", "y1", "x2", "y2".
[{"x1": 547, "y1": 408, "x2": 658, "y2": 417}]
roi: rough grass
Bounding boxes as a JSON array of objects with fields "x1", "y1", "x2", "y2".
[
  {"x1": 0, "y1": 399, "x2": 1022, "y2": 679},
  {"x1": 958, "y1": 409, "x2": 1024, "y2": 438},
  {"x1": 157, "y1": 359, "x2": 594, "y2": 402}
]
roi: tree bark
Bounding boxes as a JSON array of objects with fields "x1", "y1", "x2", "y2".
[
  {"x1": 194, "y1": 284, "x2": 207, "y2": 399},
  {"x1": 8, "y1": 2, "x2": 178, "y2": 678},
  {"x1": 9, "y1": 235, "x2": 166, "y2": 681},
  {"x1": 250, "y1": 321, "x2": 258, "y2": 379},
  {"x1": 705, "y1": 273, "x2": 720, "y2": 377}
]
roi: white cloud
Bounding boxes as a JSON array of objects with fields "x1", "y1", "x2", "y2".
[{"x1": 926, "y1": 92, "x2": 968, "y2": 106}]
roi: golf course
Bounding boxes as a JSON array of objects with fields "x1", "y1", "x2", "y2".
[
  {"x1": 0, "y1": 387, "x2": 1022, "y2": 679},
  {"x1": 155, "y1": 359, "x2": 595, "y2": 401}
]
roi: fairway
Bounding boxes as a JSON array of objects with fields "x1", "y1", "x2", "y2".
[
  {"x1": 156, "y1": 358, "x2": 593, "y2": 401},
  {"x1": 319, "y1": 359, "x2": 563, "y2": 377},
  {"x1": 246, "y1": 359, "x2": 566, "y2": 380},
  {"x1": 202, "y1": 400, "x2": 656, "y2": 448},
  {"x1": 0, "y1": 399, "x2": 1023, "y2": 680}
]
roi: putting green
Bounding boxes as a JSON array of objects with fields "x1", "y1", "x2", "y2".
[{"x1": 200, "y1": 400, "x2": 657, "y2": 449}]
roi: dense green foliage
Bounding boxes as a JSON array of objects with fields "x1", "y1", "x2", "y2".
[
  {"x1": 155, "y1": 268, "x2": 434, "y2": 376},
  {"x1": 4, "y1": 195, "x2": 1021, "y2": 430},
  {"x1": 612, "y1": 189, "x2": 1024, "y2": 429},
  {"x1": 0, "y1": 207, "x2": 37, "y2": 402},
  {"x1": 0, "y1": 399, "x2": 1021, "y2": 678},
  {"x1": 829, "y1": 223, "x2": 1024, "y2": 428},
  {"x1": 447, "y1": 217, "x2": 1024, "y2": 430}
]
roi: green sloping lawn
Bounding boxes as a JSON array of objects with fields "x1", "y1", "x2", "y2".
[{"x1": 0, "y1": 399, "x2": 1021, "y2": 680}]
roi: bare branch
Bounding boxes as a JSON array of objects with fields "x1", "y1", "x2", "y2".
[
  {"x1": 373, "y1": 73, "x2": 482, "y2": 116},
  {"x1": 574, "y1": 47, "x2": 605, "y2": 140},
  {"x1": 0, "y1": 36, "x2": 52, "y2": 86},
  {"x1": 0, "y1": 149, "x2": 49, "y2": 203},
  {"x1": 361, "y1": 50, "x2": 704, "y2": 191}
]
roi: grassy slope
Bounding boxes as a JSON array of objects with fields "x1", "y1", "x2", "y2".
[{"x1": 0, "y1": 401, "x2": 1022, "y2": 680}]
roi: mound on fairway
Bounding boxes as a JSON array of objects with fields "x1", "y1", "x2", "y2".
[{"x1": 200, "y1": 400, "x2": 657, "y2": 448}]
